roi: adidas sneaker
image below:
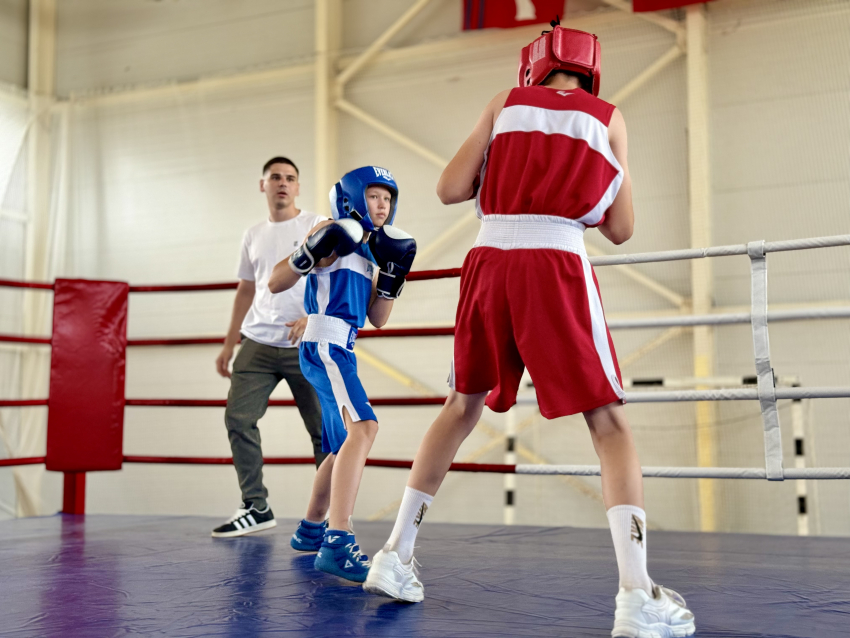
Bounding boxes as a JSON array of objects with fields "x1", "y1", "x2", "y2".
[{"x1": 211, "y1": 501, "x2": 276, "y2": 538}]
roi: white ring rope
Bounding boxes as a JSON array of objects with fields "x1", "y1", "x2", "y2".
[
  {"x1": 514, "y1": 387, "x2": 850, "y2": 405},
  {"x1": 587, "y1": 234, "x2": 850, "y2": 266},
  {"x1": 517, "y1": 234, "x2": 850, "y2": 481},
  {"x1": 607, "y1": 306, "x2": 850, "y2": 330},
  {"x1": 515, "y1": 465, "x2": 850, "y2": 480}
]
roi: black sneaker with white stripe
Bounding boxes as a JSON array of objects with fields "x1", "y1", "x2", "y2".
[{"x1": 211, "y1": 501, "x2": 276, "y2": 538}]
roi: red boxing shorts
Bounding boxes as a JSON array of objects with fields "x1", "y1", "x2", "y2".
[{"x1": 449, "y1": 215, "x2": 625, "y2": 419}]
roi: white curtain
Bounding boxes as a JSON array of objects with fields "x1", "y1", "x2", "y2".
[{"x1": 0, "y1": 90, "x2": 72, "y2": 518}]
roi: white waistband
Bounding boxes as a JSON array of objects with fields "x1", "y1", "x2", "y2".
[
  {"x1": 473, "y1": 215, "x2": 587, "y2": 256},
  {"x1": 302, "y1": 314, "x2": 358, "y2": 351}
]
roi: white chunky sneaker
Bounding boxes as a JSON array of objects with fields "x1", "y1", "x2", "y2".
[
  {"x1": 362, "y1": 549, "x2": 424, "y2": 603},
  {"x1": 612, "y1": 584, "x2": 696, "y2": 638}
]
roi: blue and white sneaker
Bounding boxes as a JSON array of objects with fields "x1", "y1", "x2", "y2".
[
  {"x1": 290, "y1": 519, "x2": 327, "y2": 552},
  {"x1": 314, "y1": 530, "x2": 371, "y2": 583}
]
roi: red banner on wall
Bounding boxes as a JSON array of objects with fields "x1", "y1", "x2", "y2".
[
  {"x1": 46, "y1": 279, "x2": 128, "y2": 472},
  {"x1": 463, "y1": 0, "x2": 566, "y2": 30}
]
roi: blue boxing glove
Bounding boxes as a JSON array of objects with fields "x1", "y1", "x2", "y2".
[
  {"x1": 289, "y1": 219, "x2": 364, "y2": 275},
  {"x1": 369, "y1": 226, "x2": 417, "y2": 299}
]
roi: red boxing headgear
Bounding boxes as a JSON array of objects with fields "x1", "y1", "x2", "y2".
[{"x1": 517, "y1": 26, "x2": 601, "y2": 96}]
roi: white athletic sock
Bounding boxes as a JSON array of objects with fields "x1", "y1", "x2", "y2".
[
  {"x1": 386, "y1": 486, "x2": 433, "y2": 563},
  {"x1": 606, "y1": 504, "x2": 653, "y2": 594}
]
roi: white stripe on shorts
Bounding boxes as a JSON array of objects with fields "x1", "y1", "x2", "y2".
[
  {"x1": 318, "y1": 341, "x2": 361, "y2": 423},
  {"x1": 579, "y1": 255, "x2": 626, "y2": 401}
]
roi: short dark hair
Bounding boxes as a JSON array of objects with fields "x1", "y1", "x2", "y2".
[
  {"x1": 543, "y1": 70, "x2": 593, "y2": 94},
  {"x1": 262, "y1": 156, "x2": 299, "y2": 177}
]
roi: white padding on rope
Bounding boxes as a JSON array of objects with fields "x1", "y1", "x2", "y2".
[
  {"x1": 515, "y1": 465, "x2": 850, "y2": 479},
  {"x1": 748, "y1": 240, "x2": 783, "y2": 480}
]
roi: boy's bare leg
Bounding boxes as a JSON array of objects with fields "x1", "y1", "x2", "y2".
[
  {"x1": 304, "y1": 453, "x2": 335, "y2": 522},
  {"x1": 584, "y1": 400, "x2": 652, "y2": 594},
  {"x1": 380, "y1": 390, "x2": 487, "y2": 562},
  {"x1": 407, "y1": 389, "x2": 488, "y2": 495},
  {"x1": 583, "y1": 401, "x2": 644, "y2": 509},
  {"x1": 364, "y1": 390, "x2": 488, "y2": 601},
  {"x1": 327, "y1": 409, "x2": 378, "y2": 530}
]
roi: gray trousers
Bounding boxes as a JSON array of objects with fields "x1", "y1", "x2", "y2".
[{"x1": 224, "y1": 337, "x2": 326, "y2": 509}]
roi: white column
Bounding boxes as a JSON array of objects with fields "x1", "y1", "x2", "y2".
[
  {"x1": 18, "y1": 0, "x2": 57, "y2": 517},
  {"x1": 314, "y1": 0, "x2": 341, "y2": 215},
  {"x1": 686, "y1": 4, "x2": 717, "y2": 532}
]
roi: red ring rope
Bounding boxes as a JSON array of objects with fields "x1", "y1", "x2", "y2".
[
  {"x1": 126, "y1": 268, "x2": 461, "y2": 294},
  {"x1": 0, "y1": 457, "x2": 46, "y2": 467},
  {"x1": 123, "y1": 455, "x2": 514, "y2": 473},
  {"x1": 0, "y1": 278, "x2": 54, "y2": 290},
  {"x1": 126, "y1": 327, "x2": 456, "y2": 347},
  {"x1": 0, "y1": 399, "x2": 49, "y2": 407},
  {"x1": 125, "y1": 397, "x2": 447, "y2": 407},
  {"x1": 0, "y1": 335, "x2": 52, "y2": 345}
]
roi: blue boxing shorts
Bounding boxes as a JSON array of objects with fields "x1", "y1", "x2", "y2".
[{"x1": 299, "y1": 315, "x2": 377, "y2": 454}]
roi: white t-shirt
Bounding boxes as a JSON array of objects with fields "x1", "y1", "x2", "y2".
[{"x1": 237, "y1": 211, "x2": 325, "y2": 347}]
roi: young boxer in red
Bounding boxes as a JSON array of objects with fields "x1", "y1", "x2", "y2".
[{"x1": 364, "y1": 21, "x2": 695, "y2": 638}]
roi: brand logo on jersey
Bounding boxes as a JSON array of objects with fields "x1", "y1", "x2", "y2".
[
  {"x1": 556, "y1": 91, "x2": 574, "y2": 97},
  {"x1": 630, "y1": 515, "x2": 644, "y2": 547},
  {"x1": 347, "y1": 327, "x2": 357, "y2": 351},
  {"x1": 373, "y1": 167, "x2": 394, "y2": 181},
  {"x1": 413, "y1": 503, "x2": 428, "y2": 528}
]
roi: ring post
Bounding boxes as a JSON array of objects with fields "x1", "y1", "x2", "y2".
[{"x1": 62, "y1": 472, "x2": 86, "y2": 515}]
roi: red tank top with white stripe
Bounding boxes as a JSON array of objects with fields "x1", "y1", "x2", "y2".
[{"x1": 477, "y1": 86, "x2": 622, "y2": 227}]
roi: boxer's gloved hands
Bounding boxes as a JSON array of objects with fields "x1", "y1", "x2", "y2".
[
  {"x1": 369, "y1": 226, "x2": 417, "y2": 299},
  {"x1": 289, "y1": 219, "x2": 364, "y2": 275}
]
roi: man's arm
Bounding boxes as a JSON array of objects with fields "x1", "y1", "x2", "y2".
[
  {"x1": 598, "y1": 108, "x2": 634, "y2": 245},
  {"x1": 436, "y1": 89, "x2": 511, "y2": 205},
  {"x1": 215, "y1": 279, "x2": 255, "y2": 378}
]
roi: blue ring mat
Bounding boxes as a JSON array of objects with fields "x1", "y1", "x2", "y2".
[{"x1": 2, "y1": 515, "x2": 848, "y2": 637}]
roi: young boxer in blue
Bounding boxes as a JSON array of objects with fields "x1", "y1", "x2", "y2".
[{"x1": 268, "y1": 166, "x2": 417, "y2": 582}]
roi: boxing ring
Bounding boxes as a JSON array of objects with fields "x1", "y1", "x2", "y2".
[{"x1": 2, "y1": 233, "x2": 850, "y2": 637}]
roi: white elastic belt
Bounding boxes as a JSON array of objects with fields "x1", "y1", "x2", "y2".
[
  {"x1": 302, "y1": 314, "x2": 358, "y2": 351},
  {"x1": 473, "y1": 215, "x2": 587, "y2": 256}
]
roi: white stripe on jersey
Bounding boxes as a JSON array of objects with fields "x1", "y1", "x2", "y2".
[
  {"x1": 317, "y1": 271, "x2": 331, "y2": 314},
  {"x1": 580, "y1": 255, "x2": 626, "y2": 401},
  {"x1": 314, "y1": 252, "x2": 374, "y2": 279},
  {"x1": 318, "y1": 341, "x2": 362, "y2": 422},
  {"x1": 493, "y1": 104, "x2": 622, "y2": 171},
  {"x1": 575, "y1": 169, "x2": 623, "y2": 227},
  {"x1": 492, "y1": 104, "x2": 623, "y2": 226}
]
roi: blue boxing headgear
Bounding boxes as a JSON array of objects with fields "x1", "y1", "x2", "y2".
[{"x1": 329, "y1": 166, "x2": 399, "y2": 232}]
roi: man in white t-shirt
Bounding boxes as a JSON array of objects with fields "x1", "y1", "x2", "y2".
[{"x1": 211, "y1": 157, "x2": 325, "y2": 538}]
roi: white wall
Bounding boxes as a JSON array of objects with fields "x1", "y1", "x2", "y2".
[
  {"x1": 1, "y1": 0, "x2": 848, "y2": 536},
  {"x1": 0, "y1": 0, "x2": 27, "y2": 89}
]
